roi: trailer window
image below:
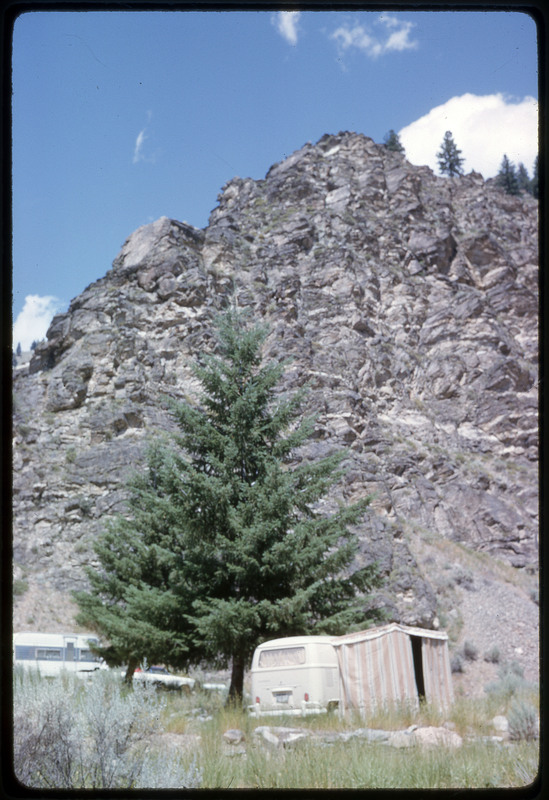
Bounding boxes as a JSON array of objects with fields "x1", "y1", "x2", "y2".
[
  {"x1": 259, "y1": 646, "x2": 306, "y2": 667},
  {"x1": 15, "y1": 646, "x2": 35, "y2": 660},
  {"x1": 36, "y1": 648, "x2": 62, "y2": 661},
  {"x1": 79, "y1": 649, "x2": 101, "y2": 662}
]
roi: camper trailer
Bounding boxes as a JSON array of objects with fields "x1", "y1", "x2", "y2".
[
  {"x1": 13, "y1": 632, "x2": 108, "y2": 677},
  {"x1": 249, "y1": 624, "x2": 453, "y2": 717}
]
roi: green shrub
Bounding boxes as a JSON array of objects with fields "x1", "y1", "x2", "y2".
[
  {"x1": 462, "y1": 640, "x2": 478, "y2": 661},
  {"x1": 437, "y1": 611, "x2": 448, "y2": 629},
  {"x1": 434, "y1": 574, "x2": 456, "y2": 593},
  {"x1": 65, "y1": 447, "x2": 77, "y2": 464},
  {"x1": 13, "y1": 579, "x2": 29, "y2": 596},
  {"x1": 77, "y1": 496, "x2": 94, "y2": 517},
  {"x1": 484, "y1": 661, "x2": 532, "y2": 702},
  {"x1": 453, "y1": 566, "x2": 474, "y2": 590},
  {"x1": 508, "y1": 699, "x2": 538, "y2": 741},
  {"x1": 500, "y1": 660, "x2": 524, "y2": 679},
  {"x1": 451, "y1": 653, "x2": 464, "y2": 673},
  {"x1": 483, "y1": 646, "x2": 501, "y2": 664},
  {"x1": 485, "y1": 674, "x2": 522, "y2": 701}
]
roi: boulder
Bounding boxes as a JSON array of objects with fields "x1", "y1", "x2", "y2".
[
  {"x1": 253, "y1": 726, "x2": 312, "y2": 748},
  {"x1": 387, "y1": 729, "x2": 416, "y2": 749},
  {"x1": 491, "y1": 716, "x2": 509, "y2": 734},
  {"x1": 223, "y1": 728, "x2": 245, "y2": 745},
  {"x1": 413, "y1": 726, "x2": 463, "y2": 749}
]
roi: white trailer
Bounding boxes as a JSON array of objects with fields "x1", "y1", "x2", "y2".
[{"x1": 13, "y1": 632, "x2": 108, "y2": 677}]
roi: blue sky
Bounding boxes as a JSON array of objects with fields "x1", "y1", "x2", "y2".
[{"x1": 12, "y1": 10, "x2": 538, "y2": 350}]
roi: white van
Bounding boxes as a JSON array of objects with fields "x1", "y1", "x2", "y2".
[{"x1": 249, "y1": 635, "x2": 339, "y2": 717}]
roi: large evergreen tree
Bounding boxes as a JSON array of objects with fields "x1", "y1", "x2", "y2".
[
  {"x1": 496, "y1": 154, "x2": 520, "y2": 195},
  {"x1": 436, "y1": 131, "x2": 465, "y2": 177},
  {"x1": 383, "y1": 129, "x2": 405, "y2": 154},
  {"x1": 75, "y1": 310, "x2": 380, "y2": 702}
]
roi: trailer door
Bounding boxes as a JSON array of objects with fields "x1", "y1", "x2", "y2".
[{"x1": 63, "y1": 637, "x2": 77, "y2": 664}]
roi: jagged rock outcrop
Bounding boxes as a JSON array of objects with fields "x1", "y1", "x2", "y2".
[{"x1": 13, "y1": 131, "x2": 538, "y2": 635}]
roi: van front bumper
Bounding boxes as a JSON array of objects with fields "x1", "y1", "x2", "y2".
[{"x1": 248, "y1": 701, "x2": 328, "y2": 718}]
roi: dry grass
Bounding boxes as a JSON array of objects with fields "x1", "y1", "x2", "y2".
[{"x1": 14, "y1": 669, "x2": 540, "y2": 790}]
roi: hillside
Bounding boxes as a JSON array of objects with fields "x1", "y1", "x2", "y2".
[{"x1": 12, "y1": 131, "x2": 538, "y2": 689}]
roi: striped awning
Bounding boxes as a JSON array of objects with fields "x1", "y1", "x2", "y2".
[
  {"x1": 421, "y1": 635, "x2": 454, "y2": 709},
  {"x1": 333, "y1": 623, "x2": 454, "y2": 714}
]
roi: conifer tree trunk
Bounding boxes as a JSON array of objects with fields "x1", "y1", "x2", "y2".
[
  {"x1": 227, "y1": 654, "x2": 245, "y2": 705},
  {"x1": 124, "y1": 656, "x2": 139, "y2": 685}
]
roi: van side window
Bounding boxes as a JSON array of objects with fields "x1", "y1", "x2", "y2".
[{"x1": 258, "y1": 647, "x2": 306, "y2": 667}]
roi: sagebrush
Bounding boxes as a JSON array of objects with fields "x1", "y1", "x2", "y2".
[
  {"x1": 508, "y1": 699, "x2": 538, "y2": 742},
  {"x1": 13, "y1": 669, "x2": 201, "y2": 789}
]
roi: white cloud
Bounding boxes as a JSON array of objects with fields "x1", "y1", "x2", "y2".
[
  {"x1": 331, "y1": 24, "x2": 381, "y2": 59},
  {"x1": 13, "y1": 295, "x2": 65, "y2": 352},
  {"x1": 399, "y1": 93, "x2": 538, "y2": 178},
  {"x1": 272, "y1": 11, "x2": 301, "y2": 46},
  {"x1": 331, "y1": 14, "x2": 417, "y2": 60},
  {"x1": 133, "y1": 111, "x2": 157, "y2": 164},
  {"x1": 133, "y1": 129, "x2": 147, "y2": 163}
]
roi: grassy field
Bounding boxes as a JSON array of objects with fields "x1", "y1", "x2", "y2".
[
  {"x1": 13, "y1": 669, "x2": 539, "y2": 790},
  {"x1": 197, "y1": 735, "x2": 538, "y2": 790},
  {"x1": 157, "y1": 684, "x2": 539, "y2": 789}
]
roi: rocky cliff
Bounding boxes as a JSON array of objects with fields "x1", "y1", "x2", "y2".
[{"x1": 13, "y1": 132, "x2": 538, "y2": 654}]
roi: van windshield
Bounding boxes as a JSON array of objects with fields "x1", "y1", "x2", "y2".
[{"x1": 259, "y1": 646, "x2": 306, "y2": 667}]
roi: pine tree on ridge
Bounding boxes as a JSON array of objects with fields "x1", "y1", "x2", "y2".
[{"x1": 437, "y1": 131, "x2": 465, "y2": 177}]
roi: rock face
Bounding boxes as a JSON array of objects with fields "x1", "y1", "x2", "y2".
[{"x1": 13, "y1": 131, "x2": 538, "y2": 637}]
